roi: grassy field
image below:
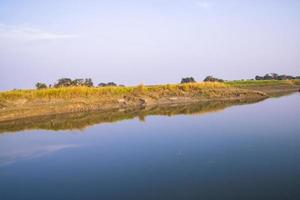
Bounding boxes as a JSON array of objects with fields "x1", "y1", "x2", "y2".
[
  {"x1": 225, "y1": 80, "x2": 300, "y2": 95},
  {"x1": 0, "y1": 82, "x2": 230, "y2": 101},
  {"x1": 226, "y1": 79, "x2": 300, "y2": 87},
  {"x1": 0, "y1": 80, "x2": 298, "y2": 101}
]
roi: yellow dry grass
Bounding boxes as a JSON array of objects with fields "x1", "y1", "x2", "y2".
[{"x1": 0, "y1": 82, "x2": 230, "y2": 101}]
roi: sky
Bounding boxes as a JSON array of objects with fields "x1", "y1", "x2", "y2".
[{"x1": 0, "y1": 0, "x2": 300, "y2": 90}]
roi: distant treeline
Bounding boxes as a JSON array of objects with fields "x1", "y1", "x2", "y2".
[
  {"x1": 35, "y1": 74, "x2": 300, "y2": 89},
  {"x1": 35, "y1": 78, "x2": 124, "y2": 89},
  {"x1": 180, "y1": 74, "x2": 300, "y2": 84},
  {"x1": 181, "y1": 76, "x2": 225, "y2": 84},
  {"x1": 255, "y1": 73, "x2": 300, "y2": 81}
]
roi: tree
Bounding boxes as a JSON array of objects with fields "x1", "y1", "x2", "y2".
[
  {"x1": 35, "y1": 82, "x2": 47, "y2": 90},
  {"x1": 55, "y1": 78, "x2": 73, "y2": 87},
  {"x1": 181, "y1": 77, "x2": 196, "y2": 84},
  {"x1": 98, "y1": 83, "x2": 107, "y2": 87},
  {"x1": 203, "y1": 76, "x2": 224, "y2": 82},
  {"x1": 270, "y1": 73, "x2": 279, "y2": 80},
  {"x1": 98, "y1": 82, "x2": 118, "y2": 87},
  {"x1": 72, "y1": 79, "x2": 84, "y2": 86},
  {"x1": 263, "y1": 74, "x2": 273, "y2": 80},
  {"x1": 107, "y1": 82, "x2": 117, "y2": 86},
  {"x1": 255, "y1": 73, "x2": 298, "y2": 80},
  {"x1": 84, "y1": 78, "x2": 93, "y2": 87},
  {"x1": 255, "y1": 76, "x2": 264, "y2": 80}
]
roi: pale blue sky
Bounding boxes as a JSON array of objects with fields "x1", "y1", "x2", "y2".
[{"x1": 0, "y1": 0, "x2": 300, "y2": 90}]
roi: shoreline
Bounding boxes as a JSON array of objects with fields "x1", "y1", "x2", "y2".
[{"x1": 0, "y1": 81, "x2": 299, "y2": 123}]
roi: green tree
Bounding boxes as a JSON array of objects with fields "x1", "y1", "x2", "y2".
[
  {"x1": 54, "y1": 78, "x2": 73, "y2": 87},
  {"x1": 35, "y1": 82, "x2": 47, "y2": 90},
  {"x1": 72, "y1": 79, "x2": 84, "y2": 86},
  {"x1": 181, "y1": 77, "x2": 196, "y2": 84},
  {"x1": 84, "y1": 78, "x2": 93, "y2": 87},
  {"x1": 203, "y1": 76, "x2": 224, "y2": 82}
]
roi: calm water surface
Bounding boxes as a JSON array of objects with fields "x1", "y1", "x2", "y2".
[{"x1": 0, "y1": 93, "x2": 299, "y2": 200}]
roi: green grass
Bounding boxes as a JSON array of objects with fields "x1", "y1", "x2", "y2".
[{"x1": 225, "y1": 80, "x2": 296, "y2": 87}]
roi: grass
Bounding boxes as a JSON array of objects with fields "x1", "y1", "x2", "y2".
[
  {"x1": 1, "y1": 80, "x2": 299, "y2": 102},
  {"x1": 0, "y1": 82, "x2": 230, "y2": 101},
  {"x1": 225, "y1": 80, "x2": 297, "y2": 87},
  {"x1": 293, "y1": 79, "x2": 300, "y2": 85},
  {"x1": 0, "y1": 86, "x2": 133, "y2": 101}
]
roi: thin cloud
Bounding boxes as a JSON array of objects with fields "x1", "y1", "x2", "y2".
[
  {"x1": 0, "y1": 144, "x2": 83, "y2": 166},
  {"x1": 0, "y1": 23, "x2": 78, "y2": 41},
  {"x1": 195, "y1": 1, "x2": 211, "y2": 9}
]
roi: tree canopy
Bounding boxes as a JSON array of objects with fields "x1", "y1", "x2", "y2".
[
  {"x1": 35, "y1": 82, "x2": 47, "y2": 90},
  {"x1": 181, "y1": 77, "x2": 196, "y2": 84}
]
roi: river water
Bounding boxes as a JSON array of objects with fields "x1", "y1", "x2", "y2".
[{"x1": 0, "y1": 93, "x2": 299, "y2": 200}]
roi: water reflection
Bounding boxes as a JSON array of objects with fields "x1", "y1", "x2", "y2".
[{"x1": 0, "y1": 98, "x2": 265, "y2": 133}]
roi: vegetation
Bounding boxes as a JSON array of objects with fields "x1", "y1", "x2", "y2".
[
  {"x1": 226, "y1": 80, "x2": 296, "y2": 87},
  {"x1": 36, "y1": 78, "x2": 128, "y2": 89},
  {"x1": 53, "y1": 78, "x2": 93, "y2": 88},
  {"x1": 255, "y1": 73, "x2": 300, "y2": 81},
  {"x1": 0, "y1": 82, "x2": 230, "y2": 101},
  {"x1": 1, "y1": 79, "x2": 299, "y2": 102},
  {"x1": 35, "y1": 82, "x2": 47, "y2": 90},
  {"x1": 98, "y1": 82, "x2": 125, "y2": 87},
  {"x1": 181, "y1": 77, "x2": 196, "y2": 84},
  {"x1": 33, "y1": 74, "x2": 299, "y2": 91},
  {"x1": 204, "y1": 76, "x2": 224, "y2": 82}
]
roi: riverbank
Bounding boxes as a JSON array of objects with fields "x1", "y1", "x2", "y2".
[{"x1": 0, "y1": 80, "x2": 299, "y2": 122}]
